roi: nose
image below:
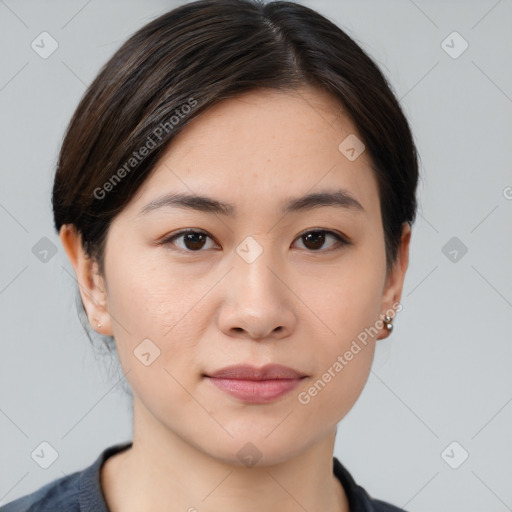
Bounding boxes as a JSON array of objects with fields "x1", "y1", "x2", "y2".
[{"x1": 216, "y1": 246, "x2": 297, "y2": 341}]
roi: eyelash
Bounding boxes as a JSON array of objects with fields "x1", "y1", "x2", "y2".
[{"x1": 160, "y1": 228, "x2": 351, "y2": 254}]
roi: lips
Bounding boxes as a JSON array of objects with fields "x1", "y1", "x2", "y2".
[
  {"x1": 206, "y1": 364, "x2": 307, "y2": 380},
  {"x1": 205, "y1": 364, "x2": 307, "y2": 404}
]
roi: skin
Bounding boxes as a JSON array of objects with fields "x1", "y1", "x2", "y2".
[{"x1": 60, "y1": 85, "x2": 411, "y2": 512}]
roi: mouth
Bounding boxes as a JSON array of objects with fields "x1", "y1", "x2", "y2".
[{"x1": 204, "y1": 364, "x2": 308, "y2": 404}]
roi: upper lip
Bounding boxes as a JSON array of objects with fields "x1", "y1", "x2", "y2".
[{"x1": 206, "y1": 364, "x2": 307, "y2": 380}]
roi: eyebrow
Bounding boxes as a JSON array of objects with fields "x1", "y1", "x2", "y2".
[{"x1": 138, "y1": 188, "x2": 365, "y2": 217}]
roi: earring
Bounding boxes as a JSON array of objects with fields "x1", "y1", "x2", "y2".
[
  {"x1": 383, "y1": 315, "x2": 393, "y2": 333},
  {"x1": 97, "y1": 322, "x2": 102, "y2": 328}
]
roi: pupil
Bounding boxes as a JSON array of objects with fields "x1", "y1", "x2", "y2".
[
  {"x1": 304, "y1": 232, "x2": 324, "y2": 250},
  {"x1": 185, "y1": 233, "x2": 205, "y2": 250}
]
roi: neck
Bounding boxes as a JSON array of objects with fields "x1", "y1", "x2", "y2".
[{"x1": 101, "y1": 396, "x2": 349, "y2": 512}]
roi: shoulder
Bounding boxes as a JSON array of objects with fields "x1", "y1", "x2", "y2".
[
  {"x1": 333, "y1": 457, "x2": 409, "y2": 512},
  {"x1": 0, "y1": 442, "x2": 132, "y2": 512},
  {"x1": 366, "y1": 498, "x2": 409, "y2": 512},
  {"x1": 0, "y1": 471, "x2": 82, "y2": 512}
]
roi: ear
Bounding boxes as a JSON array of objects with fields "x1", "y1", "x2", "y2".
[
  {"x1": 59, "y1": 224, "x2": 113, "y2": 336},
  {"x1": 377, "y1": 222, "x2": 411, "y2": 341}
]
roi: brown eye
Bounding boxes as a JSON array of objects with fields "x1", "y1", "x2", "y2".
[
  {"x1": 163, "y1": 230, "x2": 217, "y2": 252},
  {"x1": 294, "y1": 230, "x2": 350, "y2": 252},
  {"x1": 162, "y1": 228, "x2": 350, "y2": 254},
  {"x1": 182, "y1": 232, "x2": 208, "y2": 250},
  {"x1": 302, "y1": 231, "x2": 326, "y2": 250}
]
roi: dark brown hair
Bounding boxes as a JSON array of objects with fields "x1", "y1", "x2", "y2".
[{"x1": 53, "y1": 0, "x2": 419, "y2": 279}]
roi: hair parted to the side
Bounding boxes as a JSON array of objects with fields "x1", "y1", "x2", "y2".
[{"x1": 52, "y1": 0, "x2": 419, "y2": 343}]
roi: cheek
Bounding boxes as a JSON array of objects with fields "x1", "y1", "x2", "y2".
[
  {"x1": 294, "y1": 290, "x2": 380, "y2": 432},
  {"x1": 104, "y1": 247, "x2": 215, "y2": 339},
  {"x1": 291, "y1": 249, "x2": 385, "y2": 422},
  {"x1": 296, "y1": 246, "x2": 385, "y2": 347},
  {"x1": 103, "y1": 248, "x2": 217, "y2": 392}
]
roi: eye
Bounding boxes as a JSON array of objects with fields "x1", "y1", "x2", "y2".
[
  {"x1": 161, "y1": 228, "x2": 350, "y2": 253},
  {"x1": 162, "y1": 229, "x2": 218, "y2": 252},
  {"x1": 293, "y1": 229, "x2": 350, "y2": 252}
]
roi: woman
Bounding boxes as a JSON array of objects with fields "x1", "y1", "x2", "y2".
[{"x1": 2, "y1": 0, "x2": 418, "y2": 510}]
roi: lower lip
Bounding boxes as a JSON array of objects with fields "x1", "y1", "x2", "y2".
[{"x1": 206, "y1": 377, "x2": 304, "y2": 404}]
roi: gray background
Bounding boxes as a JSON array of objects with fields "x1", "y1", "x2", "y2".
[{"x1": 1, "y1": 0, "x2": 511, "y2": 510}]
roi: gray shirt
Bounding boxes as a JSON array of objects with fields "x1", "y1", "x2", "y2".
[{"x1": 0, "y1": 442, "x2": 407, "y2": 511}]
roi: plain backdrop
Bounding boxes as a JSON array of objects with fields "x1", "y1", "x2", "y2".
[{"x1": 1, "y1": 1, "x2": 511, "y2": 510}]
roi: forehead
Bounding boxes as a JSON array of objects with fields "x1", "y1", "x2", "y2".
[{"x1": 123, "y1": 85, "x2": 380, "y2": 220}]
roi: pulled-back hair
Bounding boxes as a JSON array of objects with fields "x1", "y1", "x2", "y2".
[{"x1": 53, "y1": 0, "x2": 419, "y2": 278}]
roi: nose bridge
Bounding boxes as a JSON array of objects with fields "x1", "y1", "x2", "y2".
[
  {"x1": 232, "y1": 235, "x2": 284, "y2": 303},
  {"x1": 216, "y1": 235, "x2": 296, "y2": 339}
]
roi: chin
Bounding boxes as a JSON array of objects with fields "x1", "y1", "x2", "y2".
[{"x1": 196, "y1": 427, "x2": 314, "y2": 469}]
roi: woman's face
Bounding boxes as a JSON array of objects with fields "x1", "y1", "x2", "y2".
[{"x1": 88, "y1": 86, "x2": 409, "y2": 465}]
